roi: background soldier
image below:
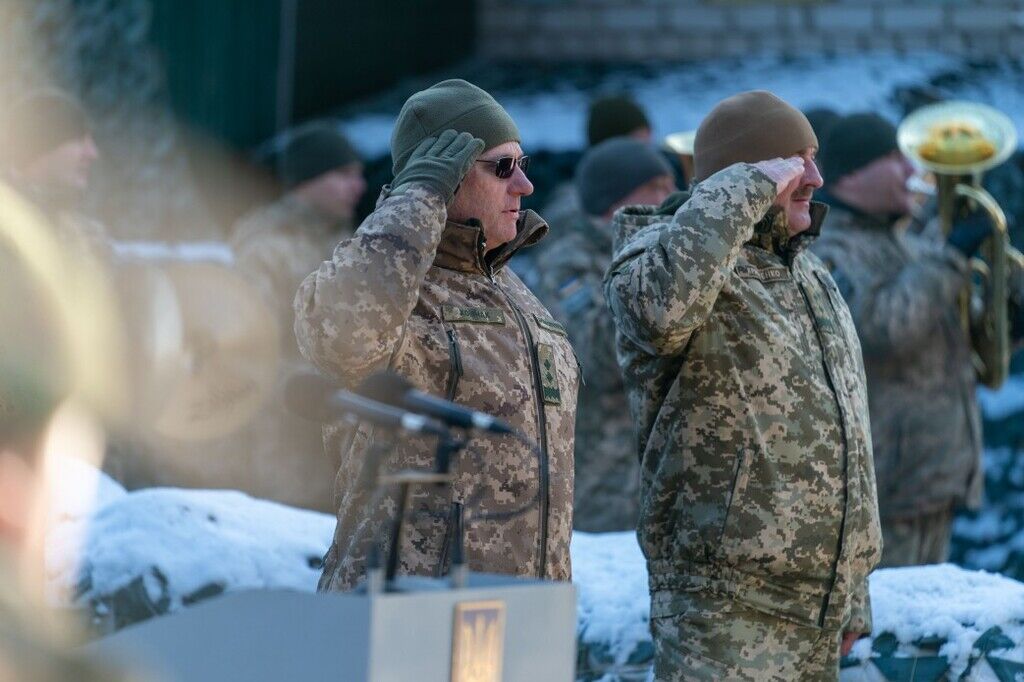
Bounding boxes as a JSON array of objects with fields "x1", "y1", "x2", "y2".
[
  {"x1": 811, "y1": 113, "x2": 1024, "y2": 567},
  {"x1": 604, "y1": 91, "x2": 881, "y2": 679},
  {"x1": 536, "y1": 137, "x2": 675, "y2": 532},
  {"x1": 1, "y1": 88, "x2": 106, "y2": 246},
  {"x1": 294, "y1": 79, "x2": 579, "y2": 590},
  {"x1": 229, "y1": 123, "x2": 365, "y2": 511}
]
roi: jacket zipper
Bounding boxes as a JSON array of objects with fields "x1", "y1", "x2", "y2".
[
  {"x1": 492, "y1": 275, "x2": 551, "y2": 579},
  {"x1": 436, "y1": 328, "x2": 464, "y2": 576},
  {"x1": 797, "y1": 278, "x2": 850, "y2": 628}
]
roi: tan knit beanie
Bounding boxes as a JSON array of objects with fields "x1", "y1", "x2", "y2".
[{"x1": 693, "y1": 90, "x2": 817, "y2": 182}]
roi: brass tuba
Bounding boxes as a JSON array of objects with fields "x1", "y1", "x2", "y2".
[
  {"x1": 663, "y1": 130, "x2": 697, "y2": 186},
  {"x1": 897, "y1": 101, "x2": 1021, "y2": 389}
]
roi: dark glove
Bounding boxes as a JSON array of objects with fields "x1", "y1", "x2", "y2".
[
  {"x1": 391, "y1": 129, "x2": 485, "y2": 204},
  {"x1": 947, "y1": 213, "x2": 994, "y2": 258}
]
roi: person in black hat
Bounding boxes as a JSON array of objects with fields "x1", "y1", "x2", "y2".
[
  {"x1": 227, "y1": 121, "x2": 366, "y2": 513},
  {"x1": 812, "y1": 112, "x2": 1024, "y2": 568},
  {"x1": 534, "y1": 138, "x2": 675, "y2": 534}
]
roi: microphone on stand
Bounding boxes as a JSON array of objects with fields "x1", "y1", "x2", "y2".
[
  {"x1": 284, "y1": 371, "x2": 450, "y2": 437},
  {"x1": 357, "y1": 371, "x2": 514, "y2": 435}
]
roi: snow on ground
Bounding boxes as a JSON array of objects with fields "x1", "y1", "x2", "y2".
[
  {"x1": 46, "y1": 485, "x2": 335, "y2": 612},
  {"x1": 571, "y1": 531, "x2": 650, "y2": 670},
  {"x1": 338, "y1": 52, "x2": 1019, "y2": 158},
  {"x1": 43, "y1": 465, "x2": 1024, "y2": 679},
  {"x1": 853, "y1": 565, "x2": 1024, "y2": 677}
]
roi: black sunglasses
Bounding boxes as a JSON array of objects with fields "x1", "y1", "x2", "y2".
[{"x1": 476, "y1": 155, "x2": 530, "y2": 179}]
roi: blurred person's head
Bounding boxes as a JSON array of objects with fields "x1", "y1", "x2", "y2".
[
  {"x1": 694, "y1": 90, "x2": 822, "y2": 236},
  {"x1": 803, "y1": 107, "x2": 840, "y2": 156},
  {"x1": 576, "y1": 137, "x2": 676, "y2": 221},
  {"x1": 282, "y1": 123, "x2": 366, "y2": 221},
  {"x1": 391, "y1": 79, "x2": 531, "y2": 252},
  {"x1": 821, "y1": 113, "x2": 915, "y2": 218},
  {"x1": 3, "y1": 89, "x2": 98, "y2": 194},
  {"x1": 587, "y1": 95, "x2": 652, "y2": 147}
]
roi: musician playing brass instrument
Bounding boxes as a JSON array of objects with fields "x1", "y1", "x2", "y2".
[{"x1": 812, "y1": 110, "x2": 1024, "y2": 567}]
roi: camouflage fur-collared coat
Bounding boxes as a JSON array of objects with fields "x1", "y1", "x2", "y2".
[
  {"x1": 294, "y1": 185, "x2": 579, "y2": 591},
  {"x1": 811, "y1": 203, "x2": 980, "y2": 520},
  {"x1": 535, "y1": 212, "x2": 640, "y2": 532},
  {"x1": 604, "y1": 163, "x2": 882, "y2": 634}
]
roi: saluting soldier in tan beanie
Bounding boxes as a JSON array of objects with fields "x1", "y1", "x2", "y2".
[{"x1": 604, "y1": 90, "x2": 882, "y2": 680}]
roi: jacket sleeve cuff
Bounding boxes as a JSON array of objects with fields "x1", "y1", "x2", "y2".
[{"x1": 847, "y1": 577, "x2": 873, "y2": 634}]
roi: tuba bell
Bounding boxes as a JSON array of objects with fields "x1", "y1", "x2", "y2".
[
  {"x1": 663, "y1": 130, "x2": 697, "y2": 187},
  {"x1": 897, "y1": 101, "x2": 1021, "y2": 389}
]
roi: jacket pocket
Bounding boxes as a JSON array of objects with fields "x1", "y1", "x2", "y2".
[{"x1": 714, "y1": 449, "x2": 751, "y2": 558}]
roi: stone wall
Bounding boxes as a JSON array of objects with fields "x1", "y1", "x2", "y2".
[{"x1": 478, "y1": 0, "x2": 1024, "y2": 61}]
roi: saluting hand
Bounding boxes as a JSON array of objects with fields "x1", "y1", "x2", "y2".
[
  {"x1": 752, "y1": 157, "x2": 806, "y2": 198},
  {"x1": 391, "y1": 129, "x2": 486, "y2": 205}
]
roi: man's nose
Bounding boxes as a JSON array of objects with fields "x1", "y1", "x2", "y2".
[
  {"x1": 509, "y1": 166, "x2": 533, "y2": 197},
  {"x1": 804, "y1": 158, "x2": 824, "y2": 189}
]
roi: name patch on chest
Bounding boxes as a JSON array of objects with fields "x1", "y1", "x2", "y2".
[
  {"x1": 735, "y1": 265, "x2": 790, "y2": 283},
  {"x1": 442, "y1": 305, "x2": 506, "y2": 325}
]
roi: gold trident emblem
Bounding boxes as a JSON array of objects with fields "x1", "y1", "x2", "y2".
[{"x1": 451, "y1": 600, "x2": 505, "y2": 682}]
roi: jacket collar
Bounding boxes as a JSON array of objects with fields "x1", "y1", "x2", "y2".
[
  {"x1": 433, "y1": 209, "x2": 548, "y2": 276},
  {"x1": 817, "y1": 189, "x2": 899, "y2": 232},
  {"x1": 746, "y1": 201, "x2": 829, "y2": 264}
]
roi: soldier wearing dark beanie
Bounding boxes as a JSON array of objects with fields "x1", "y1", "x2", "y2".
[
  {"x1": 819, "y1": 113, "x2": 898, "y2": 184},
  {"x1": 587, "y1": 95, "x2": 651, "y2": 147},
  {"x1": 693, "y1": 90, "x2": 817, "y2": 182},
  {"x1": 577, "y1": 138, "x2": 674, "y2": 217},
  {"x1": 281, "y1": 123, "x2": 361, "y2": 189}
]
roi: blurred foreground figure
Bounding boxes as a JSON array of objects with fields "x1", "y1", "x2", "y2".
[
  {"x1": 295, "y1": 79, "x2": 579, "y2": 590},
  {"x1": 229, "y1": 123, "x2": 366, "y2": 511},
  {"x1": 535, "y1": 138, "x2": 674, "y2": 532},
  {"x1": 812, "y1": 113, "x2": 1024, "y2": 567},
  {"x1": 604, "y1": 91, "x2": 881, "y2": 679},
  {"x1": 0, "y1": 221, "x2": 136, "y2": 681},
  {"x1": 0, "y1": 89, "x2": 105, "y2": 245}
]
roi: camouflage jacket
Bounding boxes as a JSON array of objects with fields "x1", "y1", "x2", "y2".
[
  {"x1": 535, "y1": 212, "x2": 639, "y2": 532},
  {"x1": 294, "y1": 185, "x2": 579, "y2": 590},
  {"x1": 604, "y1": 164, "x2": 882, "y2": 633},
  {"x1": 811, "y1": 203, "x2": 981, "y2": 519}
]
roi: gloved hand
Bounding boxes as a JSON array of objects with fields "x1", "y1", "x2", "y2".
[
  {"x1": 391, "y1": 129, "x2": 485, "y2": 204},
  {"x1": 947, "y1": 212, "x2": 994, "y2": 258}
]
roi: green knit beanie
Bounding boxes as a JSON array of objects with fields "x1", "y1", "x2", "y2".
[
  {"x1": 694, "y1": 90, "x2": 817, "y2": 182},
  {"x1": 390, "y1": 79, "x2": 520, "y2": 175}
]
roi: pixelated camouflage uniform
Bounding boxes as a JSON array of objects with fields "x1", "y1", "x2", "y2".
[
  {"x1": 604, "y1": 164, "x2": 882, "y2": 680},
  {"x1": 294, "y1": 185, "x2": 579, "y2": 591},
  {"x1": 535, "y1": 212, "x2": 639, "y2": 532},
  {"x1": 812, "y1": 201, "x2": 1024, "y2": 566},
  {"x1": 225, "y1": 195, "x2": 355, "y2": 511}
]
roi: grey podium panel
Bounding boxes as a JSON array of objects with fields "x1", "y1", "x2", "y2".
[{"x1": 86, "y1": 573, "x2": 577, "y2": 682}]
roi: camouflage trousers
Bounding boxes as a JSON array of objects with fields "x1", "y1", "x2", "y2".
[
  {"x1": 649, "y1": 592, "x2": 842, "y2": 681},
  {"x1": 879, "y1": 506, "x2": 953, "y2": 568}
]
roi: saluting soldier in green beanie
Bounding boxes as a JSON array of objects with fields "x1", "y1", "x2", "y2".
[
  {"x1": 294, "y1": 79, "x2": 579, "y2": 590},
  {"x1": 604, "y1": 90, "x2": 882, "y2": 680}
]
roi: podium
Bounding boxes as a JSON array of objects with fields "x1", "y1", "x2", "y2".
[{"x1": 86, "y1": 573, "x2": 577, "y2": 682}]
